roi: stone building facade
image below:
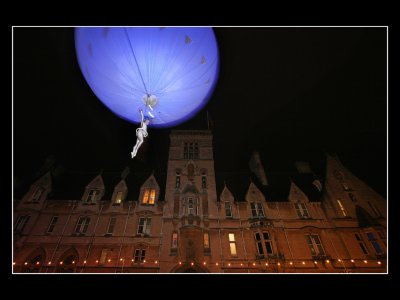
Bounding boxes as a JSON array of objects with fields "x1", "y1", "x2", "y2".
[{"x1": 13, "y1": 130, "x2": 387, "y2": 273}]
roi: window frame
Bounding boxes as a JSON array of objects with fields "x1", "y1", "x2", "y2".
[
  {"x1": 225, "y1": 201, "x2": 233, "y2": 218},
  {"x1": 336, "y1": 199, "x2": 347, "y2": 217},
  {"x1": 137, "y1": 217, "x2": 152, "y2": 235},
  {"x1": 250, "y1": 202, "x2": 265, "y2": 218},
  {"x1": 306, "y1": 234, "x2": 325, "y2": 256},
  {"x1": 75, "y1": 216, "x2": 90, "y2": 234},
  {"x1": 142, "y1": 188, "x2": 156, "y2": 205},
  {"x1": 86, "y1": 189, "x2": 99, "y2": 203},
  {"x1": 295, "y1": 203, "x2": 310, "y2": 218},
  {"x1": 114, "y1": 191, "x2": 124, "y2": 205},
  {"x1": 15, "y1": 215, "x2": 31, "y2": 232},
  {"x1": 46, "y1": 216, "x2": 59, "y2": 234},
  {"x1": 106, "y1": 217, "x2": 117, "y2": 235},
  {"x1": 134, "y1": 249, "x2": 146, "y2": 263},
  {"x1": 228, "y1": 233, "x2": 237, "y2": 257},
  {"x1": 366, "y1": 231, "x2": 384, "y2": 254},
  {"x1": 355, "y1": 233, "x2": 369, "y2": 255},
  {"x1": 31, "y1": 187, "x2": 44, "y2": 202}
]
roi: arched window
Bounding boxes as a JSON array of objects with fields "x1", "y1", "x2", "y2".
[
  {"x1": 57, "y1": 249, "x2": 79, "y2": 273},
  {"x1": 23, "y1": 252, "x2": 45, "y2": 273}
]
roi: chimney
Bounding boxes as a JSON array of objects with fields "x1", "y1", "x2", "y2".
[{"x1": 249, "y1": 151, "x2": 268, "y2": 186}]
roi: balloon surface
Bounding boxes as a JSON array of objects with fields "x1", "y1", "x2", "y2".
[{"x1": 75, "y1": 27, "x2": 219, "y2": 127}]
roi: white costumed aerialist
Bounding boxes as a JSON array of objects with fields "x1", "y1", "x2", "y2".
[{"x1": 131, "y1": 108, "x2": 150, "y2": 158}]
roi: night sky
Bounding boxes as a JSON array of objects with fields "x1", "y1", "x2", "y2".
[{"x1": 13, "y1": 27, "x2": 387, "y2": 198}]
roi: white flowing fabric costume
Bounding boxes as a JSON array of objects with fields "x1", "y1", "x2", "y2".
[{"x1": 131, "y1": 110, "x2": 148, "y2": 158}]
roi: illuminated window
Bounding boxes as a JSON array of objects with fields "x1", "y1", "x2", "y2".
[
  {"x1": 202, "y1": 175, "x2": 207, "y2": 188},
  {"x1": 306, "y1": 234, "x2": 325, "y2": 256},
  {"x1": 31, "y1": 187, "x2": 44, "y2": 202},
  {"x1": 137, "y1": 217, "x2": 152, "y2": 235},
  {"x1": 250, "y1": 202, "x2": 264, "y2": 218},
  {"x1": 366, "y1": 232, "x2": 383, "y2": 254},
  {"x1": 106, "y1": 217, "x2": 116, "y2": 235},
  {"x1": 295, "y1": 203, "x2": 309, "y2": 218},
  {"x1": 337, "y1": 200, "x2": 347, "y2": 217},
  {"x1": 255, "y1": 232, "x2": 273, "y2": 256},
  {"x1": 355, "y1": 233, "x2": 368, "y2": 254},
  {"x1": 225, "y1": 202, "x2": 232, "y2": 218},
  {"x1": 114, "y1": 191, "x2": 123, "y2": 205},
  {"x1": 74, "y1": 217, "x2": 90, "y2": 234},
  {"x1": 367, "y1": 201, "x2": 380, "y2": 217},
  {"x1": 175, "y1": 175, "x2": 181, "y2": 188},
  {"x1": 142, "y1": 189, "x2": 156, "y2": 205},
  {"x1": 171, "y1": 232, "x2": 178, "y2": 249},
  {"x1": 47, "y1": 216, "x2": 58, "y2": 234},
  {"x1": 99, "y1": 249, "x2": 109, "y2": 264},
  {"x1": 204, "y1": 232, "x2": 210, "y2": 249},
  {"x1": 187, "y1": 197, "x2": 198, "y2": 215},
  {"x1": 86, "y1": 189, "x2": 98, "y2": 203},
  {"x1": 229, "y1": 233, "x2": 237, "y2": 256},
  {"x1": 14, "y1": 215, "x2": 31, "y2": 233},
  {"x1": 134, "y1": 249, "x2": 146, "y2": 263}
]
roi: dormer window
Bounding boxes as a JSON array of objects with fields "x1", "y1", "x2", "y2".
[
  {"x1": 114, "y1": 191, "x2": 124, "y2": 205},
  {"x1": 250, "y1": 202, "x2": 264, "y2": 218},
  {"x1": 85, "y1": 189, "x2": 99, "y2": 204},
  {"x1": 142, "y1": 188, "x2": 156, "y2": 205},
  {"x1": 31, "y1": 187, "x2": 44, "y2": 203},
  {"x1": 295, "y1": 203, "x2": 310, "y2": 218}
]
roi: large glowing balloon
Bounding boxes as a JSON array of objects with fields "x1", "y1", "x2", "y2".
[{"x1": 75, "y1": 27, "x2": 219, "y2": 127}]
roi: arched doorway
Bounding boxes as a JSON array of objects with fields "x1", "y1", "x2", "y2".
[{"x1": 23, "y1": 247, "x2": 46, "y2": 273}]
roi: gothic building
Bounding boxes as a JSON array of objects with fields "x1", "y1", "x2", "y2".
[{"x1": 13, "y1": 130, "x2": 387, "y2": 273}]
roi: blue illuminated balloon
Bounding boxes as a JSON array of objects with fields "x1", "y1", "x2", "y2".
[{"x1": 75, "y1": 27, "x2": 219, "y2": 127}]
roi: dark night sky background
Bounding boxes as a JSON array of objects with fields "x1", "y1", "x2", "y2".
[{"x1": 13, "y1": 27, "x2": 387, "y2": 198}]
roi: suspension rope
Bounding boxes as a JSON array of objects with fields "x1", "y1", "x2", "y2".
[{"x1": 123, "y1": 28, "x2": 149, "y2": 95}]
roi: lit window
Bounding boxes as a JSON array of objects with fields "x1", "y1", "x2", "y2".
[
  {"x1": 306, "y1": 234, "x2": 325, "y2": 256},
  {"x1": 204, "y1": 232, "x2": 210, "y2": 249},
  {"x1": 295, "y1": 203, "x2": 310, "y2": 218},
  {"x1": 86, "y1": 189, "x2": 98, "y2": 203},
  {"x1": 75, "y1": 217, "x2": 90, "y2": 234},
  {"x1": 366, "y1": 232, "x2": 383, "y2": 254},
  {"x1": 99, "y1": 249, "x2": 109, "y2": 264},
  {"x1": 171, "y1": 232, "x2": 178, "y2": 249},
  {"x1": 355, "y1": 233, "x2": 368, "y2": 255},
  {"x1": 47, "y1": 216, "x2": 58, "y2": 234},
  {"x1": 31, "y1": 187, "x2": 44, "y2": 202},
  {"x1": 225, "y1": 202, "x2": 232, "y2": 218},
  {"x1": 250, "y1": 202, "x2": 264, "y2": 218},
  {"x1": 337, "y1": 199, "x2": 347, "y2": 217},
  {"x1": 202, "y1": 175, "x2": 207, "y2": 189},
  {"x1": 137, "y1": 217, "x2": 152, "y2": 235},
  {"x1": 142, "y1": 189, "x2": 156, "y2": 205},
  {"x1": 229, "y1": 233, "x2": 237, "y2": 256},
  {"x1": 187, "y1": 197, "x2": 198, "y2": 215},
  {"x1": 114, "y1": 191, "x2": 123, "y2": 204},
  {"x1": 14, "y1": 215, "x2": 31, "y2": 233},
  {"x1": 106, "y1": 217, "x2": 116, "y2": 235},
  {"x1": 367, "y1": 201, "x2": 380, "y2": 217},
  {"x1": 134, "y1": 249, "x2": 146, "y2": 263}
]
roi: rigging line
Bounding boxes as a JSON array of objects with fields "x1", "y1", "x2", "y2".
[{"x1": 123, "y1": 28, "x2": 149, "y2": 95}]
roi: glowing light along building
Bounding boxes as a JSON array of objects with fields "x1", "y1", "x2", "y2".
[{"x1": 13, "y1": 130, "x2": 387, "y2": 273}]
